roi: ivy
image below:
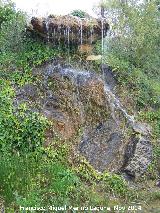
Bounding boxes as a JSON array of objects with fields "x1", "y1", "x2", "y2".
[{"x1": 0, "y1": 80, "x2": 47, "y2": 153}]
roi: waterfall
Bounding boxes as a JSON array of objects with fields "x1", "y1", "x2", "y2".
[
  {"x1": 101, "y1": 18, "x2": 105, "y2": 80},
  {"x1": 104, "y1": 85, "x2": 135, "y2": 124},
  {"x1": 100, "y1": 14, "x2": 135, "y2": 125},
  {"x1": 67, "y1": 27, "x2": 70, "y2": 47},
  {"x1": 45, "y1": 19, "x2": 50, "y2": 43},
  {"x1": 71, "y1": 30, "x2": 74, "y2": 44},
  {"x1": 43, "y1": 13, "x2": 135, "y2": 129},
  {"x1": 90, "y1": 28, "x2": 94, "y2": 45},
  {"x1": 80, "y1": 20, "x2": 83, "y2": 45}
]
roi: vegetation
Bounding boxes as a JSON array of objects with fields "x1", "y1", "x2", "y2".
[
  {"x1": 102, "y1": 0, "x2": 160, "y2": 107},
  {"x1": 99, "y1": 0, "x2": 160, "y2": 193},
  {"x1": 0, "y1": 0, "x2": 160, "y2": 212},
  {"x1": 0, "y1": 0, "x2": 26, "y2": 52},
  {"x1": 96, "y1": 0, "x2": 160, "y2": 136},
  {"x1": 70, "y1": 9, "x2": 87, "y2": 18}
]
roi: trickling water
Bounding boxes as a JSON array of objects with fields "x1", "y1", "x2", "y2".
[
  {"x1": 90, "y1": 28, "x2": 94, "y2": 44},
  {"x1": 99, "y1": 13, "x2": 135, "y2": 125},
  {"x1": 71, "y1": 30, "x2": 74, "y2": 43},
  {"x1": 101, "y1": 18, "x2": 105, "y2": 80},
  {"x1": 63, "y1": 29, "x2": 66, "y2": 46},
  {"x1": 104, "y1": 85, "x2": 135, "y2": 124},
  {"x1": 80, "y1": 20, "x2": 83, "y2": 45},
  {"x1": 45, "y1": 19, "x2": 50, "y2": 43},
  {"x1": 67, "y1": 27, "x2": 70, "y2": 46},
  {"x1": 61, "y1": 68, "x2": 135, "y2": 125}
]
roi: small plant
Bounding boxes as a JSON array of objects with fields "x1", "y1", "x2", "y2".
[
  {"x1": 70, "y1": 10, "x2": 87, "y2": 18},
  {"x1": 73, "y1": 157, "x2": 128, "y2": 197},
  {"x1": 0, "y1": 152, "x2": 81, "y2": 209},
  {"x1": 0, "y1": 80, "x2": 47, "y2": 153},
  {"x1": 102, "y1": 172, "x2": 127, "y2": 196}
]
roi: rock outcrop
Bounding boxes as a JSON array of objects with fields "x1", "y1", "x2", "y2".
[
  {"x1": 122, "y1": 136, "x2": 152, "y2": 179},
  {"x1": 14, "y1": 60, "x2": 152, "y2": 179},
  {"x1": 29, "y1": 15, "x2": 109, "y2": 45}
]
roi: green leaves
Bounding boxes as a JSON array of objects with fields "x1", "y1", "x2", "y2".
[
  {"x1": 102, "y1": 0, "x2": 160, "y2": 109},
  {"x1": 0, "y1": 1, "x2": 26, "y2": 52},
  {"x1": 0, "y1": 80, "x2": 47, "y2": 153},
  {"x1": 70, "y1": 10, "x2": 87, "y2": 18}
]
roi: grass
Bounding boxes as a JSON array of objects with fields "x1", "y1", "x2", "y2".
[{"x1": 0, "y1": 148, "x2": 124, "y2": 211}]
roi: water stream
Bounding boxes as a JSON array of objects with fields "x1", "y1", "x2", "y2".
[
  {"x1": 57, "y1": 66, "x2": 135, "y2": 126},
  {"x1": 45, "y1": 19, "x2": 50, "y2": 43},
  {"x1": 80, "y1": 19, "x2": 83, "y2": 45},
  {"x1": 67, "y1": 27, "x2": 70, "y2": 47},
  {"x1": 43, "y1": 15, "x2": 135, "y2": 126},
  {"x1": 100, "y1": 16, "x2": 135, "y2": 125},
  {"x1": 101, "y1": 18, "x2": 105, "y2": 81},
  {"x1": 104, "y1": 85, "x2": 135, "y2": 125}
]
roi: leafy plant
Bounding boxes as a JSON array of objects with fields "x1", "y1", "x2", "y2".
[
  {"x1": 0, "y1": 80, "x2": 47, "y2": 153},
  {"x1": 70, "y1": 10, "x2": 87, "y2": 18},
  {"x1": 0, "y1": 0, "x2": 26, "y2": 52},
  {"x1": 101, "y1": 0, "x2": 160, "y2": 109},
  {"x1": 0, "y1": 151, "x2": 80, "y2": 210}
]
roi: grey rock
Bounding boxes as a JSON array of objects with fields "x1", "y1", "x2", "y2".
[
  {"x1": 123, "y1": 136, "x2": 152, "y2": 179},
  {"x1": 101, "y1": 64, "x2": 117, "y2": 90},
  {"x1": 132, "y1": 121, "x2": 152, "y2": 136},
  {"x1": 16, "y1": 84, "x2": 38, "y2": 100},
  {"x1": 79, "y1": 121, "x2": 125, "y2": 172},
  {"x1": 14, "y1": 62, "x2": 152, "y2": 179}
]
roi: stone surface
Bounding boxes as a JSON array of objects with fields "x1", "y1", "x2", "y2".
[
  {"x1": 78, "y1": 44, "x2": 94, "y2": 54},
  {"x1": 101, "y1": 64, "x2": 117, "y2": 90},
  {"x1": 14, "y1": 60, "x2": 152, "y2": 179},
  {"x1": 86, "y1": 55, "x2": 102, "y2": 61},
  {"x1": 29, "y1": 15, "x2": 109, "y2": 45},
  {"x1": 122, "y1": 136, "x2": 152, "y2": 179},
  {"x1": 79, "y1": 120, "x2": 125, "y2": 172}
]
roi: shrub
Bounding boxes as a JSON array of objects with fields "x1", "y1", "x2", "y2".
[
  {"x1": 101, "y1": 0, "x2": 160, "y2": 109},
  {"x1": 0, "y1": 80, "x2": 47, "y2": 153},
  {"x1": 70, "y1": 10, "x2": 87, "y2": 18},
  {"x1": 0, "y1": 0, "x2": 26, "y2": 52},
  {"x1": 0, "y1": 152, "x2": 80, "y2": 209}
]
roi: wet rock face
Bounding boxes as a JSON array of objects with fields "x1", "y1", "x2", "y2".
[
  {"x1": 14, "y1": 61, "x2": 152, "y2": 179},
  {"x1": 79, "y1": 121, "x2": 125, "y2": 172},
  {"x1": 29, "y1": 15, "x2": 109, "y2": 45},
  {"x1": 101, "y1": 64, "x2": 117, "y2": 90}
]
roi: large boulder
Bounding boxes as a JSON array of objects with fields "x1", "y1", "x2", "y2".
[
  {"x1": 14, "y1": 60, "x2": 152, "y2": 179},
  {"x1": 29, "y1": 15, "x2": 109, "y2": 45}
]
